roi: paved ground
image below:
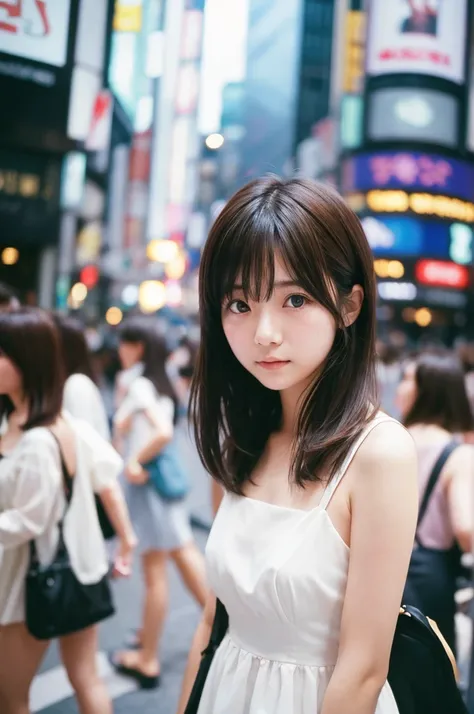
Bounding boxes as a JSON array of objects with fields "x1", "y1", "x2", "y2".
[{"x1": 32, "y1": 423, "x2": 213, "y2": 714}]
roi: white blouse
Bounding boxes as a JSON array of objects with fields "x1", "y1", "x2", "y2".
[
  {"x1": 0, "y1": 413, "x2": 123, "y2": 625},
  {"x1": 63, "y1": 373, "x2": 111, "y2": 441},
  {"x1": 115, "y1": 376, "x2": 174, "y2": 460}
]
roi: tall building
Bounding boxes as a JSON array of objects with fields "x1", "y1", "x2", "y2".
[
  {"x1": 238, "y1": 0, "x2": 336, "y2": 184},
  {"x1": 340, "y1": 0, "x2": 474, "y2": 344}
]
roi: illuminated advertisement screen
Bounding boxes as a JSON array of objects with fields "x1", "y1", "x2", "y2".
[
  {"x1": 367, "y1": 0, "x2": 468, "y2": 85},
  {"x1": 362, "y1": 215, "x2": 473, "y2": 264},
  {"x1": 367, "y1": 88, "x2": 458, "y2": 147},
  {"x1": 347, "y1": 190, "x2": 474, "y2": 224},
  {"x1": 342, "y1": 152, "x2": 474, "y2": 203},
  {"x1": 0, "y1": 0, "x2": 71, "y2": 67}
]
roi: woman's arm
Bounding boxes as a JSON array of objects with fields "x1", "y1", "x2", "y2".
[
  {"x1": 98, "y1": 482, "x2": 137, "y2": 575},
  {"x1": 446, "y1": 444, "x2": 474, "y2": 553},
  {"x1": 176, "y1": 592, "x2": 216, "y2": 714},
  {"x1": 321, "y1": 423, "x2": 418, "y2": 714},
  {"x1": 133, "y1": 405, "x2": 173, "y2": 465}
]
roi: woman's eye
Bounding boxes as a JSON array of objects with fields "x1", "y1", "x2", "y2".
[
  {"x1": 228, "y1": 299, "x2": 250, "y2": 314},
  {"x1": 285, "y1": 294, "x2": 307, "y2": 309}
]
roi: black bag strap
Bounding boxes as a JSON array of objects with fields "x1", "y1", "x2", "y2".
[
  {"x1": 29, "y1": 430, "x2": 75, "y2": 566},
  {"x1": 48, "y1": 430, "x2": 74, "y2": 503},
  {"x1": 201, "y1": 599, "x2": 229, "y2": 657},
  {"x1": 416, "y1": 440, "x2": 459, "y2": 544}
]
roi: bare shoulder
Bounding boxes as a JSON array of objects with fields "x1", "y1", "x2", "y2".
[
  {"x1": 446, "y1": 442, "x2": 474, "y2": 472},
  {"x1": 351, "y1": 418, "x2": 418, "y2": 498}
]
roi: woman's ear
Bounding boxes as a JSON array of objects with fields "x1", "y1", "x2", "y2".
[{"x1": 343, "y1": 285, "x2": 364, "y2": 327}]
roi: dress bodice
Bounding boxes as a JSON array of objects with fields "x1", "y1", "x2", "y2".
[
  {"x1": 206, "y1": 494, "x2": 349, "y2": 666},
  {"x1": 198, "y1": 416, "x2": 400, "y2": 714}
]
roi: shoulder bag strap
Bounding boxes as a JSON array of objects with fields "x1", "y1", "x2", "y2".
[
  {"x1": 416, "y1": 441, "x2": 459, "y2": 543},
  {"x1": 201, "y1": 599, "x2": 229, "y2": 657},
  {"x1": 48, "y1": 430, "x2": 74, "y2": 504},
  {"x1": 29, "y1": 430, "x2": 74, "y2": 566}
]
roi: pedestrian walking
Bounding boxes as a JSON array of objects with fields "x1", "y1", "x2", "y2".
[
  {"x1": 0, "y1": 307, "x2": 136, "y2": 714},
  {"x1": 110, "y1": 316, "x2": 207, "y2": 688},
  {"x1": 397, "y1": 350, "x2": 474, "y2": 653},
  {"x1": 53, "y1": 314, "x2": 111, "y2": 441}
]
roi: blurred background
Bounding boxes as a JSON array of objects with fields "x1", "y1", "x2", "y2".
[
  {"x1": 1, "y1": 0, "x2": 474, "y2": 361},
  {"x1": 4, "y1": 3, "x2": 474, "y2": 713}
]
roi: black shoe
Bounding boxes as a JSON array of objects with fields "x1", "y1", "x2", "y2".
[{"x1": 108, "y1": 651, "x2": 161, "y2": 690}]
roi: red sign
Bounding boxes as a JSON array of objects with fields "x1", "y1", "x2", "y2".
[
  {"x1": 79, "y1": 265, "x2": 99, "y2": 289},
  {"x1": 415, "y1": 260, "x2": 469, "y2": 290}
]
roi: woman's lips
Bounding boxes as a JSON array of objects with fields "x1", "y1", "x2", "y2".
[{"x1": 256, "y1": 360, "x2": 291, "y2": 370}]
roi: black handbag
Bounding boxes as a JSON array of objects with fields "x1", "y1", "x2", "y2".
[
  {"x1": 403, "y1": 441, "x2": 462, "y2": 652},
  {"x1": 25, "y1": 433, "x2": 115, "y2": 641},
  {"x1": 184, "y1": 600, "x2": 466, "y2": 714}
]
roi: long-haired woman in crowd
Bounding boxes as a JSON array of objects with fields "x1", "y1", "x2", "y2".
[
  {"x1": 397, "y1": 350, "x2": 474, "y2": 651},
  {"x1": 53, "y1": 314, "x2": 111, "y2": 440},
  {"x1": 0, "y1": 308, "x2": 136, "y2": 714},
  {"x1": 178, "y1": 177, "x2": 418, "y2": 714},
  {"x1": 110, "y1": 316, "x2": 207, "y2": 688}
]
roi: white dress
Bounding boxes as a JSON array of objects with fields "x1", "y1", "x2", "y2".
[{"x1": 199, "y1": 418, "x2": 400, "y2": 714}]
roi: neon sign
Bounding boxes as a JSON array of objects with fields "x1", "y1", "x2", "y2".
[
  {"x1": 342, "y1": 152, "x2": 474, "y2": 203},
  {"x1": 415, "y1": 260, "x2": 469, "y2": 290},
  {"x1": 366, "y1": 190, "x2": 474, "y2": 223}
]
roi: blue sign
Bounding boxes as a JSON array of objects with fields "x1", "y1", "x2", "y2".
[
  {"x1": 343, "y1": 151, "x2": 474, "y2": 203},
  {"x1": 362, "y1": 216, "x2": 472, "y2": 263}
]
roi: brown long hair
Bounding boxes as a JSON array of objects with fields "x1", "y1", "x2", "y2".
[
  {"x1": 53, "y1": 314, "x2": 96, "y2": 382},
  {"x1": 190, "y1": 176, "x2": 379, "y2": 493},
  {"x1": 404, "y1": 351, "x2": 474, "y2": 433},
  {"x1": 0, "y1": 307, "x2": 64, "y2": 428}
]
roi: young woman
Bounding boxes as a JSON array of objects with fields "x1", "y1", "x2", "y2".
[
  {"x1": 177, "y1": 177, "x2": 418, "y2": 714},
  {"x1": 54, "y1": 314, "x2": 111, "y2": 440},
  {"x1": 110, "y1": 317, "x2": 207, "y2": 688},
  {"x1": 0, "y1": 307, "x2": 136, "y2": 714},
  {"x1": 397, "y1": 350, "x2": 474, "y2": 650}
]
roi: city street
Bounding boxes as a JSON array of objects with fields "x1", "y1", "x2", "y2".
[{"x1": 32, "y1": 426, "x2": 213, "y2": 714}]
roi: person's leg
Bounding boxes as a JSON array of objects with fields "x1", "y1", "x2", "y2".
[
  {"x1": 170, "y1": 541, "x2": 208, "y2": 607},
  {"x1": 0, "y1": 623, "x2": 49, "y2": 714},
  {"x1": 111, "y1": 550, "x2": 167, "y2": 685},
  {"x1": 59, "y1": 625, "x2": 112, "y2": 714}
]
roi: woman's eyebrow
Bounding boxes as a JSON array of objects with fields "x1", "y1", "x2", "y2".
[{"x1": 232, "y1": 280, "x2": 299, "y2": 290}]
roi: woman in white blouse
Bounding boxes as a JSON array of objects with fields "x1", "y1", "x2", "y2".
[
  {"x1": 0, "y1": 308, "x2": 136, "y2": 714},
  {"x1": 110, "y1": 316, "x2": 207, "y2": 689},
  {"x1": 53, "y1": 314, "x2": 111, "y2": 441}
]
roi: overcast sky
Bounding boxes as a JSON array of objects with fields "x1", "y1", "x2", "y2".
[{"x1": 198, "y1": 0, "x2": 249, "y2": 135}]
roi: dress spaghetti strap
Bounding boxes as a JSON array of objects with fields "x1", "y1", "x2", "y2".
[{"x1": 319, "y1": 415, "x2": 397, "y2": 511}]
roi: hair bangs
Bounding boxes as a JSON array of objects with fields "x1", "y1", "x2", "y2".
[{"x1": 206, "y1": 198, "x2": 337, "y2": 317}]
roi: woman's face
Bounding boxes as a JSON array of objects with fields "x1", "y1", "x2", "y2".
[
  {"x1": 221, "y1": 256, "x2": 338, "y2": 396},
  {"x1": 396, "y1": 361, "x2": 417, "y2": 418},
  {"x1": 118, "y1": 340, "x2": 144, "y2": 370},
  {"x1": 0, "y1": 349, "x2": 22, "y2": 396}
]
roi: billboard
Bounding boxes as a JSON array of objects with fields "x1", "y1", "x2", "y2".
[
  {"x1": 367, "y1": 87, "x2": 458, "y2": 147},
  {"x1": 342, "y1": 151, "x2": 474, "y2": 202},
  {"x1": 366, "y1": 0, "x2": 468, "y2": 84},
  {"x1": 362, "y1": 215, "x2": 472, "y2": 263},
  {"x1": 0, "y1": 0, "x2": 71, "y2": 67}
]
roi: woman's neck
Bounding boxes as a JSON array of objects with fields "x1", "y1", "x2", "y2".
[
  {"x1": 279, "y1": 379, "x2": 312, "y2": 434},
  {"x1": 8, "y1": 391, "x2": 28, "y2": 427}
]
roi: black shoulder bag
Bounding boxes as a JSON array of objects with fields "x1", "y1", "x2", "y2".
[
  {"x1": 25, "y1": 432, "x2": 115, "y2": 640},
  {"x1": 403, "y1": 440, "x2": 462, "y2": 653}
]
